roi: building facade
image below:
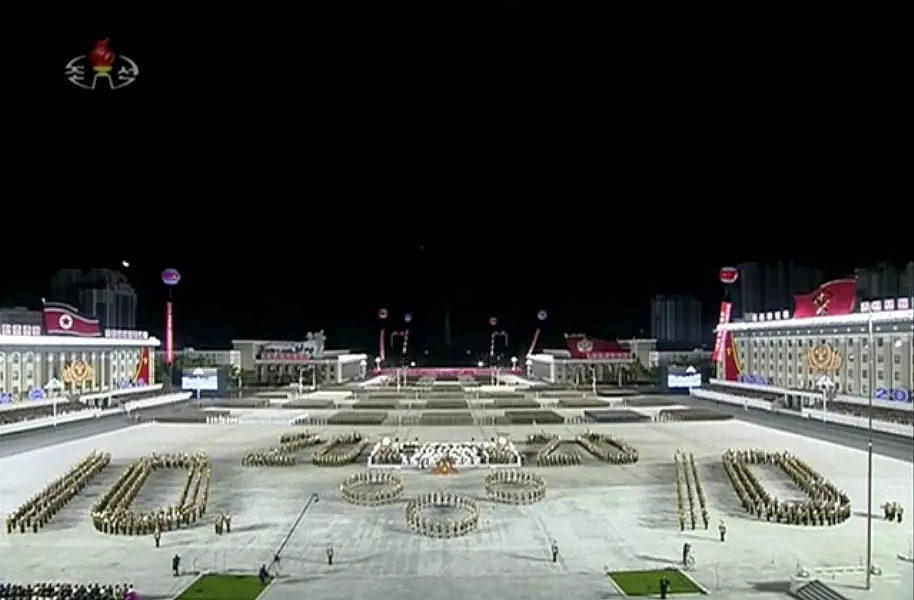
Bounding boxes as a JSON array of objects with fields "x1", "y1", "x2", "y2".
[
  {"x1": 650, "y1": 295, "x2": 703, "y2": 345},
  {"x1": 0, "y1": 330, "x2": 160, "y2": 403},
  {"x1": 50, "y1": 268, "x2": 138, "y2": 330},
  {"x1": 716, "y1": 307, "x2": 913, "y2": 403},
  {"x1": 232, "y1": 334, "x2": 367, "y2": 384}
]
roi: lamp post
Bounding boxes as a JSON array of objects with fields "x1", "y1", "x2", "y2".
[{"x1": 865, "y1": 311, "x2": 875, "y2": 590}]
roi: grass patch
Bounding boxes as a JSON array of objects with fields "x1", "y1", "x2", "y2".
[
  {"x1": 608, "y1": 568, "x2": 704, "y2": 596},
  {"x1": 175, "y1": 574, "x2": 269, "y2": 600}
]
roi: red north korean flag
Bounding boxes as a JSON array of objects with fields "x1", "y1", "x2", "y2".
[
  {"x1": 43, "y1": 301, "x2": 101, "y2": 337},
  {"x1": 793, "y1": 279, "x2": 857, "y2": 319}
]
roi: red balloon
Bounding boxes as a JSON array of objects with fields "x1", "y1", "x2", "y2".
[
  {"x1": 378, "y1": 308, "x2": 388, "y2": 320},
  {"x1": 719, "y1": 266, "x2": 739, "y2": 284}
]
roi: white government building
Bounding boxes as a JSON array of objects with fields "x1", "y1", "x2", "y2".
[{"x1": 714, "y1": 299, "x2": 913, "y2": 406}]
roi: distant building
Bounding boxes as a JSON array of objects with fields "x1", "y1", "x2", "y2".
[
  {"x1": 175, "y1": 348, "x2": 242, "y2": 370},
  {"x1": 734, "y1": 262, "x2": 823, "y2": 318},
  {"x1": 49, "y1": 268, "x2": 137, "y2": 330},
  {"x1": 650, "y1": 295, "x2": 703, "y2": 346},
  {"x1": 0, "y1": 306, "x2": 42, "y2": 326},
  {"x1": 853, "y1": 261, "x2": 914, "y2": 303}
]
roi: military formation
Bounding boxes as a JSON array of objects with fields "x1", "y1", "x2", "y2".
[
  {"x1": 5, "y1": 451, "x2": 110, "y2": 534},
  {"x1": 882, "y1": 501, "x2": 905, "y2": 523},
  {"x1": 528, "y1": 432, "x2": 582, "y2": 467},
  {"x1": 483, "y1": 469, "x2": 547, "y2": 504},
  {"x1": 91, "y1": 452, "x2": 211, "y2": 536},
  {"x1": 405, "y1": 492, "x2": 480, "y2": 538},
  {"x1": 312, "y1": 432, "x2": 369, "y2": 467},
  {"x1": 722, "y1": 449, "x2": 851, "y2": 526},
  {"x1": 674, "y1": 449, "x2": 710, "y2": 531},
  {"x1": 0, "y1": 582, "x2": 134, "y2": 600},
  {"x1": 576, "y1": 431, "x2": 639, "y2": 464},
  {"x1": 340, "y1": 471, "x2": 404, "y2": 506},
  {"x1": 241, "y1": 431, "x2": 324, "y2": 467}
]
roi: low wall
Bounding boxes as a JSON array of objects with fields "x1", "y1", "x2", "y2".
[
  {"x1": 0, "y1": 392, "x2": 193, "y2": 437},
  {"x1": 689, "y1": 389, "x2": 913, "y2": 438}
]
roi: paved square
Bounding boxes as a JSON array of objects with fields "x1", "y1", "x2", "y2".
[{"x1": 1, "y1": 415, "x2": 912, "y2": 600}]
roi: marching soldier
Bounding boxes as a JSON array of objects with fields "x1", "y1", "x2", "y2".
[
  {"x1": 172, "y1": 554, "x2": 181, "y2": 577},
  {"x1": 682, "y1": 543, "x2": 691, "y2": 568},
  {"x1": 718, "y1": 519, "x2": 727, "y2": 542},
  {"x1": 153, "y1": 527, "x2": 161, "y2": 548},
  {"x1": 326, "y1": 544, "x2": 334, "y2": 566},
  {"x1": 551, "y1": 540, "x2": 559, "y2": 563},
  {"x1": 224, "y1": 513, "x2": 232, "y2": 533},
  {"x1": 659, "y1": 575, "x2": 670, "y2": 599}
]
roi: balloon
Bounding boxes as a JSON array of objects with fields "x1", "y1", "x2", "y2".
[
  {"x1": 537, "y1": 310, "x2": 548, "y2": 321},
  {"x1": 404, "y1": 313, "x2": 412, "y2": 323},
  {"x1": 378, "y1": 308, "x2": 388, "y2": 320},
  {"x1": 161, "y1": 268, "x2": 181, "y2": 287},
  {"x1": 488, "y1": 317, "x2": 498, "y2": 327},
  {"x1": 719, "y1": 266, "x2": 739, "y2": 285}
]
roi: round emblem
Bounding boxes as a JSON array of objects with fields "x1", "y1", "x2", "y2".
[
  {"x1": 576, "y1": 338, "x2": 594, "y2": 353},
  {"x1": 497, "y1": 436, "x2": 507, "y2": 446},
  {"x1": 59, "y1": 314, "x2": 74, "y2": 330},
  {"x1": 804, "y1": 345, "x2": 841, "y2": 372}
]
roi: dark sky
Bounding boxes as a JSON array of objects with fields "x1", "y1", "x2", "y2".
[{"x1": 5, "y1": 250, "x2": 909, "y2": 358}]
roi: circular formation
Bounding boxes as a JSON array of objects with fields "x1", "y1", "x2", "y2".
[
  {"x1": 483, "y1": 469, "x2": 547, "y2": 505},
  {"x1": 340, "y1": 471, "x2": 404, "y2": 506},
  {"x1": 405, "y1": 492, "x2": 480, "y2": 538}
]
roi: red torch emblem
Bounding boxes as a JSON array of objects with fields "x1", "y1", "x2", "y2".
[{"x1": 89, "y1": 39, "x2": 116, "y2": 75}]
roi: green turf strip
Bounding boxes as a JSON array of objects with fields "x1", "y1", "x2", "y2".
[
  {"x1": 175, "y1": 574, "x2": 269, "y2": 600},
  {"x1": 608, "y1": 568, "x2": 703, "y2": 596}
]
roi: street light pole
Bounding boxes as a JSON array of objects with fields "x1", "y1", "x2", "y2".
[{"x1": 865, "y1": 311, "x2": 875, "y2": 590}]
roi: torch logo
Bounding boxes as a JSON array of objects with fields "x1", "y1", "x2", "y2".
[{"x1": 65, "y1": 39, "x2": 139, "y2": 91}]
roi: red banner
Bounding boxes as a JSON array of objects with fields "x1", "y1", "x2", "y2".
[
  {"x1": 165, "y1": 302, "x2": 174, "y2": 365},
  {"x1": 722, "y1": 331, "x2": 742, "y2": 381},
  {"x1": 793, "y1": 278, "x2": 857, "y2": 319},
  {"x1": 133, "y1": 347, "x2": 150, "y2": 386},
  {"x1": 564, "y1": 335, "x2": 629, "y2": 359},
  {"x1": 42, "y1": 302, "x2": 100, "y2": 337},
  {"x1": 711, "y1": 301, "x2": 733, "y2": 362}
]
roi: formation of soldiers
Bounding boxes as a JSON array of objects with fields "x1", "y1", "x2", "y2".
[
  {"x1": 5, "y1": 451, "x2": 110, "y2": 534},
  {"x1": 674, "y1": 449, "x2": 710, "y2": 531},
  {"x1": 528, "y1": 432, "x2": 581, "y2": 467},
  {"x1": 483, "y1": 469, "x2": 547, "y2": 504},
  {"x1": 0, "y1": 583, "x2": 134, "y2": 600},
  {"x1": 576, "y1": 431, "x2": 639, "y2": 464},
  {"x1": 340, "y1": 471, "x2": 404, "y2": 506},
  {"x1": 406, "y1": 492, "x2": 480, "y2": 538},
  {"x1": 313, "y1": 432, "x2": 369, "y2": 467},
  {"x1": 91, "y1": 452, "x2": 211, "y2": 536},
  {"x1": 882, "y1": 501, "x2": 905, "y2": 523},
  {"x1": 242, "y1": 431, "x2": 325, "y2": 466},
  {"x1": 722, "y1": 449, "x2": 851, "y2": 526}
]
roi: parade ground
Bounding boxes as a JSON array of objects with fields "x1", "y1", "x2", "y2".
[{"x1": 1, "y1": 416, "x2": 912, "y2": 600}]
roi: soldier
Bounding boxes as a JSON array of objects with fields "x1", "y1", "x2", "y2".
[
  {"x1": 326, "y1": 544, "x2": 334, "y2": 566},
  {"x1": 682, "y1": 543, "x2": 691, "y2": 568},
  {"x1": 224, "y1": 513, "x2": 232, "y2": 533},
  {"x1": 897, "y1": 504, "x2": 904, "y2": 524},
  {"x1": 153, "y1": 527, "x2": 161, "y2": 548},
  {"x1": 172, "y1": 554, "x2": 181, "y2": 577},
  {"x1": 659, "y1": 574, "x2": 670, "y2": 600},
  {"x1": 258, "y1": 564, "x2": 269, "y2": 585},
  {"x1": 551, "y1": 540, "x2": 559, "y2": 563},
  {"x1": 718, "y1": 519, "x2": 727, "y2": 542}
]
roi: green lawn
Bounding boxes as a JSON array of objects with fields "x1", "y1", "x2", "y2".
[
  {"x1": 608, "y1": 568, "x2": 704, "y2": 597},
  {"x1": 175, "y1": 574, "x2": 269, "y2": 600}
]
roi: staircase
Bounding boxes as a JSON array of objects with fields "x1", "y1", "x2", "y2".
[{"x1": 790, "y1": 580, "x2": 852, "y2": 600}]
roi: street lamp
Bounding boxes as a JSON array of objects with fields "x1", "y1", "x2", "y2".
[
  {"x1": 477, "y1": 361, "x2": 484, "y2": 368},
  {"x1": 374, "y1": 356, "x2": 381, "y2": 372},
  {"x1": 816, "y1": 375, "x2": 835, "y2": 422},
  {"x1": 510, "y1": 356, "x2": 518, "y2": 371},
  {"x1": 359, "y1": 359, "x2": 367, "y2": 380},
  {"x1": 865, "y1": 311, "x2": 875, "y2": 590},
  {"x1": 526, "y1": 358, "x2": 533, "y2": 379}
]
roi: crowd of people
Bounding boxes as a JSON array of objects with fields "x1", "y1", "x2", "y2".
[
  {"x1": 91, "y1": 453, "x2": 211, "y2": 535},
  {"x1": 0, "y1": 583, "x2": 135, "y2": 600},
  {"x1": 722, "y1": 449, "x2": 851, "y2": 526},
  {"x1": 242, "y1": 431, "x2": 324, "y2": 466},
  {"x1": 577, "y1": 431, "x2": 639, "y2": 464},
  {"x1": 340, "y1": 471, "x2": 404, "y2": 506},
  {"x1": 312, "y1": 432, "x2": 369, "y2": 467},
  {"x1": 5, "y1": 451, "x2": 110, "y2": 534},
  {"x1": 483, "y1": 469, "x2": 546, "y2": 504},
  {"x1": 406, "y1": 492, "x2": 480, "y2": 538}
]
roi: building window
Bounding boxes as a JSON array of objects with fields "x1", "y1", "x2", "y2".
[
  {"x1": 862, "y1": 370, "x2": 868, "y2": 378},
  {"x1": 877, "y1": 370, "x2": 884, "y2": 380},
  {"x1": 894, "y1": 354, "x2": 902, "y2": 364},
  {"x1": 894, "y1": 371, "x2": 901, "y2": 381},
  {"x1": 877, "y1": 337, "x2": 884, "y2": 348},
  {"x1": 847, "y1": 382, "x2": 854, "y2": 393}
]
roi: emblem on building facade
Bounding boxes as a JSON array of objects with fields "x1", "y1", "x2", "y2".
[
  {"x1": 804, "y1": 345, "x2": 841, "y2": 372},
  {"x1": 62, "y1": 360, "x2": 93, "y2": 384},
  {"x1": 576, "y1": 338, "x2": 594, "y2": 353}
]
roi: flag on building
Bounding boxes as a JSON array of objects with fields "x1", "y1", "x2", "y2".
[
  {"x1": 793, "y1": 279, "x2": 857, "y2": 319},
  {"x1": 42, "y1": 301, "x2": 101, "y2": 337}
]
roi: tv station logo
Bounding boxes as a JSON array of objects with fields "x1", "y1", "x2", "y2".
[{"x1": 65, "y1": 39, "x2": 139, "y2": 91}]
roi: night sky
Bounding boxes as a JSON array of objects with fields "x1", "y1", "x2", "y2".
[{"x1": 5, "y1": 249, "x2": 907, "y2": 359}]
